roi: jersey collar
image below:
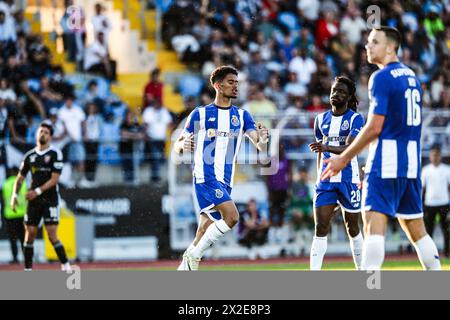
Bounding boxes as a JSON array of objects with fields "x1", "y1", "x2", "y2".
[{"x1": 35, "y1": 146, "x2": 52, "y2": 155}]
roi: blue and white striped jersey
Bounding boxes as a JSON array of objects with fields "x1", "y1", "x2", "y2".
[
  {"x1": 315, "y1": 109, "x2": 364, "y2": 184},
  {"x1": 184, "y1": 104, "x2": 257, "y2": 187},
  {"x1": 365, "y1": 62, "x2": 422, "y2": 179}
]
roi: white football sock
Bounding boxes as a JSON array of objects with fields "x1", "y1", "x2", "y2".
[
  {"x1": 310, "y1": 236, "x2": 327, "y2": 270},
  {"x1": 349, "y1": 232, "x2": 364, "y2": 270},
  {"x1": 186, "y1": 243, "x2": 195, "y2": 254},
  {"x1": 191, "y1": 220, "x2": 231, "y2": 259},
  {"x1": 413, "y1": 235, "x2": 442, "y2": 271},
  {"x1": 361, "y1": 235, "x2": 385, "y2": 271}
]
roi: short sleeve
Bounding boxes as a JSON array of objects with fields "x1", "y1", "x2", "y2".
[
  {"x1": 184, "y1": 108, "x2": 200, "y2": 134},
  {"x1": 314, "y1": 116, "x2": 323, "y2": 142},
  {"x1": 349, "y1": 114, "x2": 365, "y2": 137},
  {"x1": 421, "y1": 167, "x2": 427, "y2": 187},
  {"x1": 243, "y1": 110, "x2": 257, "y2": 134},
  {"x1": 52, "y1": 150, "x2": 64, "y2": 174},
  {"x1": 368, "y1": 71, "x2": 389, "y2": 116},
  {"x1": 19, "y1": 154, "x2": 30, "y2": 177}
]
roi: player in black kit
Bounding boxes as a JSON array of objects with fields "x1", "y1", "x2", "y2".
[{"x1": 10, "y1": 120, "x2": 71, "y2": 271}]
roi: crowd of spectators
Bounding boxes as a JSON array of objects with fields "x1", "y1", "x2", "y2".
[
  {"x1": 163, "y1": 0, "x2": 449, "y2": 116},
  {"x1": 0, "y1": 1, "x2": 175, "y2": 187}
]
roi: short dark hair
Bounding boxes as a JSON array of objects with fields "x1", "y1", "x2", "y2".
[
  {"x1": 430, "y1": 144, "x2": 441, "y2": 152},
  {"x1": 376, "y1": 26, "x2": 401, "y2": 52},
  {"x1": 334, "y1": 76, "x2": 359, "y2": 112},
  {"x1": 39, "y1": 120, "x2": 54, "y2": 136},
  {"x1": 210, "y1": 66, "x2": 238, "y2": 86}
]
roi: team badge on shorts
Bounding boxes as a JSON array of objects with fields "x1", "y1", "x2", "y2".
[
  {"x1": 341, "y1": 120, "x2": 349, "y2": 131},
  {"x1": 231, "y1": 115, "x2": 240, "y2": 127},
  {"x1": 215, "y1": 189, "x2": 224, "y2": 199}
]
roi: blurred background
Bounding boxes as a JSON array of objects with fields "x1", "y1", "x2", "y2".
[{"x1": 0, "y1": 0, "x2": 448, "y2": 266}]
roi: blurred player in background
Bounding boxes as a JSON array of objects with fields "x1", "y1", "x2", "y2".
[
  {"x1": 174, "y1": 66, "x2": 269, "y2": 270},
  {"x1": 309, "y1": 76, "x2": 365, "y2": 270},
  {"x1": 422, "y1": 144, "x2": 450, "y2": 258},
  {"x1": 11, "y1": 121, "x2": 71, "y2": 271},
  {"x1": 321, "y1": 27, "x2": 441, "y2": 271}
]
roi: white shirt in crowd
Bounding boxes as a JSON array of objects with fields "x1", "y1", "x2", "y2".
[
  {"x1": 58, "y1": 104, "x2": 86, "y2": 142},
  {"x1": 0, "y1": 17, "x2": 16, "y2": 42},
  {"x1": 0, "y1": 1, "x2": 15, "y2": 18},
  {"x1": 288, "y1": 55, "x2": 317, "y2": 86},
  {"x1": 84, "y1": 40, "x2": 108, "y2": 70},
  {"x1": 85, "y1": 114, "x2": 103, "y2": 141},
  {"x1": 0, "y1": 88, "x2": 16, "y2": 101},
  {"x1": 340, "y1": 15, "x2": 367, "y2": 44},
  {"x1": 422, "y1": 163, "x2": 450, "y2": 207},
  {"x1": 297, "y1": 0, "x2": 320, "y2": 21},
  {"x1": 91, "y1": 14, "x2": 112, "y2": 42},
  {"x1": 143, "y1": 106, "x2": 173, "y2": 141}
]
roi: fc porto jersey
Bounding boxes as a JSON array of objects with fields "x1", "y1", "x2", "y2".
[
  {"x1": 365, "y1": 62, "x2": 422, "y2": 179},
  {"x1": 184, "y1": 104, "x2": 257, "y2": 188},
  {"x1": 315, "y1": 109, "x2": 364, "y2": 184}
]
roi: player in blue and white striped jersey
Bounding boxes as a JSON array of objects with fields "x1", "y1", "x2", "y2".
[
  {"x1": 174, "y1": 66, "x2": 269, "y2": 270},
  {"x1": 308, "y1": 76, "x2": 365, "y2": 270},
  {"x1": 322, "y1": 27, "x2": 441, "y2": 271}
]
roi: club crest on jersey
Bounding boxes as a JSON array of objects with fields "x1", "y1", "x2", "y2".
[
  {"x1": 207, "y1": 128, "x2": 216, "y2": 138},
  {"x1": 231, "y1": 115, "x2": 240, "y2": 127},
  {"x1": 44, "y1": 155, "x2": 51, "y2": 163},
  {"x1": 341, "y1": 120, "x2": 349, "y2": 131},
  {"x1": 215, "y1": 189, "x2": 224, "y2": 199}
]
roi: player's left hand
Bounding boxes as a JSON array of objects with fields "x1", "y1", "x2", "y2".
[
  {"x1": 257, "y1": 122, "x2": 269, "y2": 144},
  {"x1": 26, "y1": 190, "x2": 38, "y2": 201},
  {"x1": 320, "y1": 156, "x2": 349, "y2": 181}
]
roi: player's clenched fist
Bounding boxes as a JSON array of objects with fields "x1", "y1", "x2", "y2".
[
  {"x1": 183, "y1": 133, "x2": 196, "y2": 153},
  {"x1": 257, "y1": 122, "x2": 269, "y2": 144}
]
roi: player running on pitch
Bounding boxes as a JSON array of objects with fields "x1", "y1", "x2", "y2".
[{"x1": 174, "y1": 66, "x2": 269, "y2": 270}]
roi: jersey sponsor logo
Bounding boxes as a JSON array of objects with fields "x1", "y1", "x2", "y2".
[
  {"x1": 231, "y1": 115, "x2": 240, "y2": 127},
  {"x1": 215, "y1": 189, "x2": 224, "y2": 199},
  {"x1": 323, "y1": 136, "x2": 346, "y2": 143},
  {"x1": 207, "y1": 128, "x2": 216, "y2": 138},
  {"x1": 341, "y1": 120, "x2": 349, "y2": 131},
  {"x1": 207, "y1": 129, "x2": 239, "y2": 139}
]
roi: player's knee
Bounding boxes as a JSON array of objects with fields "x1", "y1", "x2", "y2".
[
  {"x1": 48, "y1": 235, "x2": 59, "y2": 244},
  {"x1": 315, "y1": 222, "x2": 330, "y2": 237},
  {"x1": 25, "y1": 229, "x2": 37, "y2": 242},
  {"x1": 224, "y1": 214, "x2": 239, "y2": 228},
  {"x1": 345, "y1": 219, "x2": 360, "y2": 237}
]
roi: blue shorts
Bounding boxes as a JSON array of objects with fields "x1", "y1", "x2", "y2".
[
  {"x1": 315, "y1": 182, "x2": 361, "y2": 213},
  {"x1": 362, "y1": 175, "x2": 423, "y2": 220},
  {"x1": 194, "y1": 180, "x2": 233, "y2": 221}
]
